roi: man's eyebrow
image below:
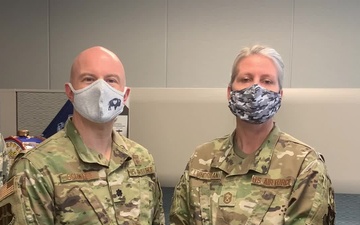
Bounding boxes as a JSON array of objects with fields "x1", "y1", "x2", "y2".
[
  {"x1": 105, "y1": 74, "x2": 120, "y2": 77},
  {"x1": 104, "y1": 74, "x2": 121, "y2": 80},
  {"x1": 79, "y1": 73, "x2": 95, "y2": 77}
]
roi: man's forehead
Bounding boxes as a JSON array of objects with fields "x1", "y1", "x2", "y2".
[
  {"x1": 75, "y1": 53, "x2": 124, "y2": 72},
  {"x1": 70, "y1": 47, "x2": 125, "y2": 82}
]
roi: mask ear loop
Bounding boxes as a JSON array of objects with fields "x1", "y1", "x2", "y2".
[
  {"x1": 67, "y1": 83, "x2": 75, "y2": 92},
  {"x1": 122, "y1": 86, "x2": 128, "y2": 95},
  {"x1": 67, "y1": 80, "x2": 102, "y2": 94}
]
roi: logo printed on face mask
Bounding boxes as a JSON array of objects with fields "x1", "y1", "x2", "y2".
[
  {"x1": 108, "y1": 98, "x2": 122, "y2": 110},
  {"x1": 68, "y1": 79, "x2": 126, "y2": 123},
  {"x1": 228, "y1": 84, "x2": 281, "y2": 124}
]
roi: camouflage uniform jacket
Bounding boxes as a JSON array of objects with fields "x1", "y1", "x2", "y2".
[
  {"x1": 170, "y1": 125, "x2": 335, "y2": 225},
  {"x1": 0, "y1": 119, "x2": 165, "y2": 225}
]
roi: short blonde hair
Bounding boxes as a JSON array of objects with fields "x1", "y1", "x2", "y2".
[{"x1": 229, "y1": 45, "x2": 284, "y2": 89}]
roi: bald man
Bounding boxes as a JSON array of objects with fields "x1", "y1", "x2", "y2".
[{"x1": 0, "y1": 46, "x2": 165, "y2": 225}]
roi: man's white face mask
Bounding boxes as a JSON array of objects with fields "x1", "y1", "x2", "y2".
[{"x1": 68, "y1": 79, "x2": 125, "y2": 123}]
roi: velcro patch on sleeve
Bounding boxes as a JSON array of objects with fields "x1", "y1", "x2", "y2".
[{"x1": 0, "y1": 203, "x2": 14, "y2": 224}]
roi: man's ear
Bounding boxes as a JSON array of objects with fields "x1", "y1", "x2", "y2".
[
  {"x1": 65, "y1": 83, "x2": 74, "y2": 102},
  {"x1": 123, "y1": 87, "x2": 131, "y2": 102}
]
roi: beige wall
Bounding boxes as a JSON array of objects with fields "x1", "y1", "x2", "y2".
[
  {"x1": 129, "y1": 88, "x2": 359, "y2": 194},
  {"x1": 0, "y1": 88, "x2": 359, "y2": 194},
  {"x1": 0, "y1": 90, "x2": 16, "y2": 137},
  {"x1": 1, "y1": 0, "x2": 360, "y2": 89}
]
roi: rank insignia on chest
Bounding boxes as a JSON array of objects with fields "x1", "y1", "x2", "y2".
[
  {"x1": 219, "y1": 190, "x2": 236, "y2": 206},
  {"x1": 116, "y1": 189, "x2": 122, "y2": 197},
  {"x1": 223, "y1": 192, "x2": 232, "y2": 204}
]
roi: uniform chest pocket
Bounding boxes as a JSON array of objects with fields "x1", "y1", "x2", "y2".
[
  {"x1": 211, "y1": 186, "x2": 276, "y2": 225},
  {"x1": 111, "y1": 175, "x2": 157, "y2": 225},
  {"x1": 55, "y1": 185, "x2": 110, "y2": 225}
]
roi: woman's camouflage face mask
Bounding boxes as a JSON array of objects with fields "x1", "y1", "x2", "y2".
[{"x1": 228, "y1": 84, "x2": 281, "y2": 124}]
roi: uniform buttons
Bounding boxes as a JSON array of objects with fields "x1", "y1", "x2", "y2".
[
  {"x1": 26, "y1": 214, "x2": 34, "y2": 222},
  {"x1": 114, "y1": 149, "x2": 120, "y2": 155},
  {"x1": 262, "y1": 191, "x2": 274, "y2": 200}
]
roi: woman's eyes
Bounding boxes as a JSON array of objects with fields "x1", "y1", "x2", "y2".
[{"x1": 263, "y1": 79, "x2": 273, "y2": 84}]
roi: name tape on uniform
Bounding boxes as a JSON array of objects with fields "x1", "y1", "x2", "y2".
[
  {"x1": 60, "y1": 171, "x2": 100, "y2": 183},
  {"x1": 189, "y1": 169, "x2": 222, "y2": 180}
]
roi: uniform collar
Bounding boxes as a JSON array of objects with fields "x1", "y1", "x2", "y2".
[
  {"x1": 211, "y1": 124, "x2": 281, "y2": 175},
  {"x1": 64, "y1": 118, "x2": 131, "y2": 168}
]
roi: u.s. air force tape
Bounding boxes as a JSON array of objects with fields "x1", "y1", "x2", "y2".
[
  {"x1": 128, "y1": 166, "x2": 155, "y2": 177},
  {"x1": 251, "y1": 175, "x2": 294, "y2": 187}
]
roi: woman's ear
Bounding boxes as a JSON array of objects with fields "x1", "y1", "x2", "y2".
[{"x1": 227, "y1": 85, "x2": 232, "y2": 101}]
